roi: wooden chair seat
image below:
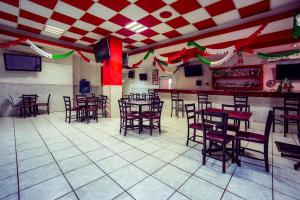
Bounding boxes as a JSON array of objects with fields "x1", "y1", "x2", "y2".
[
  {"x1": 236, "y1": 131, "x2": 265, "y2": 143},
  {"x1": 206, "y1": 131, "x2": 235, "y2": 143}
]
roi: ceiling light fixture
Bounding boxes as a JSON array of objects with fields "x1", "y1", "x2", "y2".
[
  {"x1": 44, "y1": 25, "x2": 64, "y2": 35},
  {"x1": 125, "y1": 22, "x2": 147, "y2": 33}
]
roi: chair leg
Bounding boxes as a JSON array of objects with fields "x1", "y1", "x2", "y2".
[
  {"x1": 222, "y1": 143, "x2": 226, "y2": 173},
  {"x1": 193, "y1": 128, "x2": 196, "y2": 141},
  {"x1": 150, "y1": 119, "x2": 153, "y2": 136},
  {"x1": 171, "y1": 101, "x2": 173, "y2": 117},
  {"x1": 202, "y1": 141, "x2": 206, "y2": 165},
  {"x1": 186, "y1": 128, "x2": 190, "y2": 146},
  {"x1": 47, "y1": 105, "x2": 49, "y2": 114},
  {"x1": 272, "y1": 108, "x2": 276, "y2": 132},
  {"x1": 231, "y1": 140, "x2": 235, "y2": 164},
  {"x1": 264, "y1": 145, "x2": 269, "y2": 172}
]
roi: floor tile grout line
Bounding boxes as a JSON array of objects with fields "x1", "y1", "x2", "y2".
[
  {"x1": 12, "y1": 117, "x2": 21, "y2": 200},
  {"x1": 219, "y1": 164, "x2": 239, "y2": 200},
  {"x1": 42, "y1": 115, "x2": 137, "y2": 200},
  {"x1": 29, "y1": 118, "x2": 81, "y2": 200}
]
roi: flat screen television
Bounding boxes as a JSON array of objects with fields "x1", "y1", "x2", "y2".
[
  {"x1": 80, "y1": 79, "x2": 90, "y2": 93},
  {"x1": 128, "y1": 71, "x2": 134, "y2": 78},
  {"x1": 139, "y1": 73, "x2": 147, "y2": 81},
  {"x1": 276, "y1": 63, "x2": 300, "y2": 80},
  {"x1": 93, "y1": 38, "x2": 110, "y2": 63},
  {"x1": 184, "y1": 63, "x2": 203, "y2": 77},
  {"x1": 4, "y1": 53, "x2": 41, "y2": 71}
]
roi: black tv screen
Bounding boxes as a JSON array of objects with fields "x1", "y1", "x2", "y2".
[
  {"x1": 80, "y1": 79, "x2": 90, "y2": 93},
  {"x1": 139, "y1": 73, "x2": 147, "y2": 81},
  {"x1": 276, "y1": 63, "x2": 300, "y2": 80},
  {"x1": 93, "y1": 38, "x2": 110, "y2": 63},
  {"x1": 128, "y1": 71, "x2": 134, "y2": 78},
  {"x1": 184, "y1": 63, "x2": 203, "y2": 77},
  {"x1": 4, "y1": 53, "x2": 41, "y2": 71}
]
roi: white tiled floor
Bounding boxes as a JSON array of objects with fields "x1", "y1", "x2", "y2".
[{"x1": 0, "y1": 112, "x2": 299, "y2": 200}]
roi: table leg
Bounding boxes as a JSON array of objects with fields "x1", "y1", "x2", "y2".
[{"x1": 139, "y1": 105, "x2": 142, "y2": 134}]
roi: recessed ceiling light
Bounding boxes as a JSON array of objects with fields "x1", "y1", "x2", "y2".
[
  {"x1": 125, "y1": 22, "x2": 147, "y2": 33},
  {"x1": 44, "y1": 25, "x2": 64, "y2": 35}
]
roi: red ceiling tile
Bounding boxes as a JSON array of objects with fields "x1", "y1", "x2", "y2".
[
  {"x1": 205, "y1": 0, "x2": 236, "y2": 17},
  {"x1": 68, "y1": 27, "x2": 88, "y2": 35},
  {"x1": 1, "y1": 0, "x2": 19, "y2": 7},
  {"x1": 80, "y1": 13, "x2": 105, "y2": 26},
  {"x1": 166, "y1": 16, "x2": 189, "y2": 29},
  {"x1": 98, "y1": 0, "x2": 130, "y2": 12},
  {"x1": 116, "y1": 28, "x2": 135, "y2": 37},
  {"x1": 163, "y1": 30, "x2": 182, "y2": 38},
  {"x1": 138, "y1": 15, "x2": 161, "y2": 27},
  {"x1": 0, "y1": 11, "x2": 17, "y2": 22},
  {"x1": 20, "y1": 10, "x2": 48, "y2": 24},
  {"x1": 170, "y1": 0, "x2": 201, "y2": 15},
  {"x1": 51, "y1": 12, "x2": 76, "y2": 25},
  {"x1": 238, "y1": 0, "x2": 270, "y2": 19},
  {"x1": 61, "y1": 0, "x2": 94, "y2": 11},
  {"x1": 92, "y1": 27, "x2": 112, "y2": 36},
  {"x1": 80, "y1": 36, "x2": 97, "y2": 43},
  {"x1": 18, "y1": 24, "x2": 41, "y2": 34},
  {"x1": 193, "y1": 18, "x2": 216, "y2": 30},
  {"x1": 135, "y1": 0, "x2": 166, "y2": 13},
  {"x1": 123, "y1": 38, "x2": 136, "y2": 44},
  {"x1": 29, "y1": 0, "x2": 57, "y2": 9},
  {"x1": 141, "y1": 38, "x2": 156, "y2": 45},
  {"x1": 124, "y1": 44, "x2": 137, "y2": 49},
  {"x1": 139, "y1": 29, "x2": 159, "y2": 37},
  {"x1": 60, "y1": 36, "x2": 77, "y2": 43},
  {"x1": 109, "y1": 14, "x2": 133, "y2": 27}
]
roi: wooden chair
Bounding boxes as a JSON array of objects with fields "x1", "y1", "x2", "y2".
[
  {"x1": 21, "y1": 95, "x2": 37, "y2": 118},
  {"x1": 221, "y1": 104, "x2": 241, "y2": 133},
  {"x1": 63, "y1": 96, "x2": 80, "y2": 123},
  {"x1": 142, "y1": 101, "x2": 164, "y2": 135},
  {"x1": 82, "y1": 97, "x2": 99, "y2": 123},
  {"x1": 234, "y1": 95, "x2": 250, "y2": 130},
  {"x1": 118, "y1": 100, "x2": 139, "y2": 136},
  {"x1": 36, "y1": 94, "x2": 51, "y2": 114},
  {"x1": 197, "y1": 92, "x2": 212, "y2": 110},
  {"x1": 185, "y1": 104, "x2": 212, "y2": 146},
  {"x1": 171, "y1": 91, "x2": 184, "y2": 117},
  {"x1": 201, "y1": 110, "x2": 235, "y2": 173},
  {"x1": 9, "y1": 96, "x2": 21, "y2": 117},
  {"x1": 235, "y1": 111, "x2": 274, "y2": 172},
  {"x1": 98, "y1": 95, "x2": 108, "y2": 118}
]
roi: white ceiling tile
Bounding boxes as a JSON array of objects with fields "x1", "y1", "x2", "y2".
[
  {"x1": 111, "y1": 33, "x2": 126, "y2": 39},
  {"x1": 20, "y1": 0, "x2": 52, "y2": 18},
  {"x1": 0, "y1": 2, "x2": 18, "y2": 15},
  {"x1": 73, "y1": 20, "x2": 97, "y2": 31},
  {"x1": 0, "y1": 19, "x2": 17, "y2": 28},
  {"x1": 120, "y1": 4, "x2": 148, "y2": 21},
  {"x1": 151, "y1": 34, "x2": 168, "y2": 42},
  {"x1": 99, "y1": 21, "x2": 122, "y2": 32},
  {"x1": 132, "y1": 41, "x2": 145, "y2": 47},
  {"x1": 62, "y1": 31, "x2": 82, "y2": 39},
  {"x1": 233, "y1": 0, "x2": 263, "y2": 9},
  {"x1": 183, "y1": 8, "x2": 210, "y2": 24},
  {"x1": 87, "y1": 3, "x2": 117, "y2": 20},
  {"x1": 129, "y1": 33, "x2": 148, "y2": 41},
  {"x1": 76, "y1": 40, "x2": 90, "y2": 46},
  {"x1": 19, "y1": 17, "x2": 44, "y2": 30},
  {"x1": 151, "y1": 23, "x2": 173, "y2": 34},
  {"x1": 46, "y1": 19, "x2": 71, "y2": 31},
  {"x1": 85, "y1": 32, "x2": 104, "y2": 40},
  {"x1": 55, "y1": 1, "x2": 85, "y2": 19},
  {"x1": 198, "y1": 0, "x2": 220, "y2": 7},
  {"x1": 176, "y1": 24, "x2": 198, "y2": 35},
  {"x1": 152, "y1": 5, "x2": 180, "y2": 22},
  {"x1": 40, "y1": 30, "x2": 61, "y2": 38},
  {"x1": 162, "y1": 0, "x2": 177, "y2": 4},
  {"x1": 213, "y1": 10, "x2": 241, "y2": 25}
]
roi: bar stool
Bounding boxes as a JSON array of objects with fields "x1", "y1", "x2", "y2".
[{"x1": 171, "y1": 91, "x2": 184, "y2": 117}]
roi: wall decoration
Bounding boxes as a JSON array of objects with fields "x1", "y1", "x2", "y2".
[{"x1": 293, "y1": 12, "x2": 300, "y2": 39}]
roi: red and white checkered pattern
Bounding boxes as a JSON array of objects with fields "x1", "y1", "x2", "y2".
[{"x1": 0, "y1": 0, "x2": 297, "y2": 51}]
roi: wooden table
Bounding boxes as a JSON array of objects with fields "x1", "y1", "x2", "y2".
[{"x1": 127, "y1": 100, "x2": 152, "y2": 133}]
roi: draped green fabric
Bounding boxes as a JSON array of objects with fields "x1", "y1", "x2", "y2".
[
  {"x1": 257, "y1": 49, "x2": 300, "y2": 59},
  {"x1": 292, "y1": 16, "x2": 300, "y2": 39},
  {"x1": 187, "y1": 41, "x2": 206, "y2": 51},
  {"x1": 143, "y1": 48, "x2": 154, "y2": 60},
  {"x1": 195, "y1": 54, "x2": 211, "y2": 65},
  {"x1": 52, "y1": 51, "x2": 74, "y2": 59}
]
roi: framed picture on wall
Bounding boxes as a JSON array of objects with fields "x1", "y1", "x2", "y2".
[{"x1": 152, "y1": 69, "x2": 159, "y2": 85}]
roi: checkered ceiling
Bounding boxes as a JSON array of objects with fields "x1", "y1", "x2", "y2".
[{"x1": 0, "y1": 0, "x2": 297, "y2": 52}]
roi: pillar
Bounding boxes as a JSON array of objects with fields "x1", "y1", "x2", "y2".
[{"x1": 101, "y1": 36, "x2": 122, "y2": 117}]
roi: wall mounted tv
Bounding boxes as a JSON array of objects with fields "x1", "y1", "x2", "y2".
[
  {"x1": 139, "y1": 73, "x2": 147, "y2": 81},
  {"x1": 276, "y1": 63, "x2": 300, "y2": 80},
  {"x1": 79, "y1": 79, "x2": 90, "y2": 93},
  {"x1": 4, "y1": 53, "x2": 41, "y2": 72},
  {"x1": 93, "y1": 38, "x2": 110, "y2": 63},
  {"x1": 184, "y1": 63, "x2": 203, "y2": 77}
]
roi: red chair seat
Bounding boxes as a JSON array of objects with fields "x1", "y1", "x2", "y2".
[
  {"x1": 82, "y1": 107, "x2": 97, "y2": 111},
  {"x1": 207, "y1": 131, "x2": 235, "y2": 143},
  {"x1": 216, "y1": 123, "x2": 239, "y2": 132},
  {"x1": 280, "y1": 114, "x2": 300, "y2": 120},
  {"x1": 143, "y1": 113, "x2": 160, "y2": 119},
  {"x1": 129, "y1": 111, "x2": 139, "y2": 115},
  {"x1": 236, "y1": 131, "x2": 265, "y2": 143},
  {"x1": 189, "y1": 123, "x2": 213, "y2": 130}
]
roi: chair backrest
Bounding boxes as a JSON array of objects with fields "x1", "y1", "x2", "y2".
[
  {"x1": 150, "y1": 100, "x2": 163, "y2": 114},
  {"x1": 120, "y1": 97, "x2": 129, "y2": 102},
  {"x1": 142, "y1": 93, "x2": 147, "y2": 100},
  {"x1": 22, "y1": 95, "x2": 37, "y2": 105},
  {"x1": 197, "y1": 92, "x2": 209, "y2": 102},
  {"x1": 86, "y1": 97, "x2": 99, "y2": 108},
  {"x1": 185, "y1": 104, "x2": 196, "y2": 125},
  {"x1": 264, "y1": 110, "x2": 274, "y2": 144},
  {"x1": 119, "y1": 100, "x2": 131, "y2": 119},
  {"x1": 63, "y1": 96, "x2": 71, "y2": 110},
  {"x1": 135, "y1": 93, "x2": 141, "y2": 99},
  {"x1": 284, "y1": 97, "x2": 300, "y2": 114},
  {"x1": 201, "y1": 110, "x2": 229, "y2": 140},
  {"x1": 234, "y1": 95, "x2": 248, "y2": 111},
  {"x1": 171, "y1": 91, "x2": 179, "y2": 100}
]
